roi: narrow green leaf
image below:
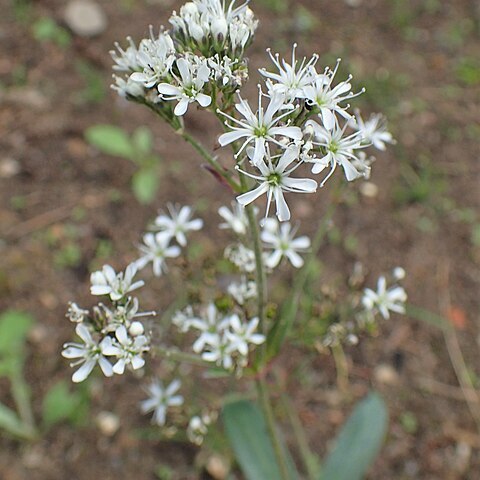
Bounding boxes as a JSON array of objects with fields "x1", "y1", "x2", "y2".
[
  {"x1": 320, "y1": 392, "x2": 388, "y2": 480},
  {"x1": 132, "y1": 167, "x2": 159, "y2": 204},
  {"x1": 0, "y1": 311, "x2": 34, "y2": 355},
  {"x1": 0, "y1": 402, "x2": 34, "y2": 439},
  {"x1": 42, "y1": 380, "x2": 84, "y2": 428},
  {"x1": 223, "y1": 400, "x2": 296, "y2": 480},
  {"x1": 84, "y1": 124, "x2": 134, "y2": 159},
  {"x1": 406, "y1": 304, "x2": 449, "y2": 331}
]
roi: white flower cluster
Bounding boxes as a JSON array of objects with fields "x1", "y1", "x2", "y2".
[
  {"x1": 318, "y1": 267, "x2": 407, "y2": 348},
  {"x1": 169, "y1": 0, "x2": 257, "y2": 58},
  {"x1": 217, "y1": 46, "x2": 394, "y2": 222},
  {"x1": 220, "y1": 205, "x2": 311, "y2": 271},
  {"x1": 136, "y1": 204, "x2": 203, "y2": 276},
  {"x1": 62, "y1": 264, "x2": 152, "y2": 383},
  {"x1": 173, "y1": 303, "x2": 265, "y2": 370},
  {"x1": 111, "y1": 0, "x2": 256, "y2": 111},
  {"x1": 187, "y1": 411, "x2": 216, "y2": 445}
]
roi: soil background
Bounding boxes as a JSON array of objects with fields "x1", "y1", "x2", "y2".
[{"x1": 1, "y1": 0, "x2": 479, "y2": 479}]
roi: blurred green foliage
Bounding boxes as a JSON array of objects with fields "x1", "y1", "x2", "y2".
[{"x1": 85, "y1": 124, "x2": 163, "y2": 204}]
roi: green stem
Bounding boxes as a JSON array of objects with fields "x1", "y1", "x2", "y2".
[
  {"x1": 153, "y1": 346, "x2": 216, "y2": 368},
  {"x1": 256, "y1": 377, "x2": 291, "y2": 480},
  {"x1": 331, "y1": 343, "x2": 349, "y2": 392},
  {"x1": 178, "y1": 130, "x2": 241, "y2": 193},
  {"x1": 280, "y1": 392, "x2": 320, "y2": 480}
]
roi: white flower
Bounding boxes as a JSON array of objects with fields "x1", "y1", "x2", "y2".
[
  {"x1": 130, "y1": 30, "x2": 176, "y2": 88},
  {"x1": 62, "y1": 324, "x2": 113, "y2": 383},
  {"x1": 302, "y1": 59, "x2": 363, "y2": 130},
  {"x1": 218, "y1": 90, "x2": 302, "y2": 165},
  {"x1": 260, "y1": 44, "x2": 318, "y2": 102},
  {"x1": 66, "y1": 302, "x2": 89, "y2": 323},
  {"x1": 225, "y1": 243, "x2": 260, "y2": 272},
  {"x1": 306, "y1": 119, "x2": 366, "y2": 185},
  {"x1": 362, "y1": 276, "x2": 407, "y2": 320},
  {"x1": 349, "y1": 151, "x2": 374, "y2": 180},
  {"x1": 97, "y1": 297, "x2": 155, "y2": 334},
  {"x1": 153, "y1": 204, "x2": 203, "y2": 246},
  {"x1": 352, "y1": 110, "x2": 395, "y2": 151},
  {"x1": 187, "y1": 414, "x2": 212, "y2": 445},
  {"x1": 201, "y1": 332, "x2": 234, "y2": 369},
  {"x1": 140, "y1": 379, "x2": 184, "y2": 426},
  {"x1": 172, "y1": 305, "x2": 200, "y2": 333},
  {"x1": 110, "y1": 36, "x2": 141, "y2": 72},
  {"x1": 218, "y1": 202, "x2": 250, "y2": 235},
  {"x1": 236, "y1": 144, "x2": 317, "y2": 222},
  {"x1": 90, "y1": 264, "x2": 144, "y2": 301},
  {"x1": 261, "y1": 218, "x2": 310, "y2": 268},
  {"x1": 157, "y1": 57, "x2": 212, "y2": 116},
  {"x1": 101, "y1": 325, "x2": 149, "y2": 375},
  {"x1": 111, "y1": 74, "x2": 145, "y2": 98},
  {"x1": 191, "y1": 303, "x2": 230, "y2": 353},
  {"x1": 227, "y1": 277, "x2": 257, "y2": 305},
  {"x1": 208, "y1": 55, "x2": 243, "y2": 87},
  {"x1": 136, "y1": 232, "x2": 181, "y2": 277},
  {"x1": 225, "y1": 315, "x2": 265, "y2": 356}
]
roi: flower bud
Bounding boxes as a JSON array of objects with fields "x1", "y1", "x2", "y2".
[
  {"x1": 181, "y1": 2, "x2": 198, "y2": 16},
  {"x1": 211, "y1": 17, "x2": 228, "y2": 43},
  {"x1": 393, "y1": 266, "x2": 406, "y2": 280},
  {"x1": 129, "y1": 321, "x2": 145, "y2": 336},
  {"x1": 188, "y1": 22, "x2": 205, "y2": 42}
]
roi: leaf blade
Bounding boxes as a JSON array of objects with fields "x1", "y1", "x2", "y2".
[
  {"x1": 320, "y1": 392, "x2": 388, "y2": 480},
  {"x1": 223, "y1": 400, "x2": 284, "y2": 480},
  {"x1": 84, "y1": 124, "x2": 134, "y2": 159}
]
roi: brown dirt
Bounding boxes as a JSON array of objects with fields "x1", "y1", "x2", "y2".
[{"x1": 1, "y1": 0, "x2": 479, "y2": 479}]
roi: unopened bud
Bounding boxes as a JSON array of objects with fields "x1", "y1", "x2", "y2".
[
  {"x1": 393, "y1": 266, "x2": 406, "y2": 280},
  {"x1": 129, "y1": 321, "x2": 144, "y2": 336},
  {"x1": 212, "y1": 17, "x2": 228, "y2": 41},
  {"x1": 181, "y1": 2, "x2": 198, "y2": 16}
]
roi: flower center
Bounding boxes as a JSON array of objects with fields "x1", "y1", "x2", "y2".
[
  {"x1": 267, "y1": 173, "x2": 282, "y2": 187},
  {"x1": 254, "y1": 125, "x2": 268, "y2": 137},
  {"x1": 329, "y1": 141, "x2": 339, "y2": 154}
]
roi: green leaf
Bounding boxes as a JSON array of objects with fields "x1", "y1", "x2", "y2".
[
  {"x1": 223, "y1": 399, "x2": 296, "y2": 480},
  {"x1": 84, "y1": 124, "x2": 134, "y2": 159},
  {"x1": 132, "y1": 167, "x2": 159, "y2": 204},
  {"x1": 0, "y1": 402, "x2": 34, "y2": 439},
  {"x1": 132, "y1": 126, "x2": 153, "y2": 156},
  {"x1": 0, "y1": 311, "x2": 34, "y2": 356},
  {"x1": 42, "y1": 380, "x2": 85, "y2": 428},
  {"x1": 320, "y1": 392, "x2": 388, "y2": 480}
]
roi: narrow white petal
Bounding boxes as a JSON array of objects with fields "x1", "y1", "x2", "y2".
[
  {"x1": 158, "y1": 84, "x2": 180, "y2": 96},
  {"x1": 72, "y1": 359, "x2": 96, "y2": 383},
  {"x1": 196, "y1": 93, "x2": 212, "y2": 107},
  {"x1": 219, "y1": 129, "x2": 248, "y2": 146},
  {"x1": 274, "y1": 189, "x2": 290, "y2": 222},
  {"x1": 237, "y1": 183, "x2": 269, "y2": 206},
  {"x1": 174, "y1": 99, "x2": 189, "y2": 116}
]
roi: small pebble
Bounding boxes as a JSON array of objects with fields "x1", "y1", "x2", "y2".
[
  {"x1": 359, "y1": 181, "x2": 379, "y2": 199},
  {"x1": 0, "y1": 157, "x2": 20, "y2": 178},
  {"x1": 206, "y1": 454, "x2": 229, "y2": 480},
  {"x1": 374, "y1": 363, "x2": 399, "y2": 385},
  {"x1": 64, "y1": 0, "x2": 107, "y2": 37}
]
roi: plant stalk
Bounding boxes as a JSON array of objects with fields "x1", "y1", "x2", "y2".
[
  {"x1": 256, "y1": 377, "x2": 291, "y2": 480},
  {"x1": 179, "y1": 130, "x2": 241, "y2": 192}
]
